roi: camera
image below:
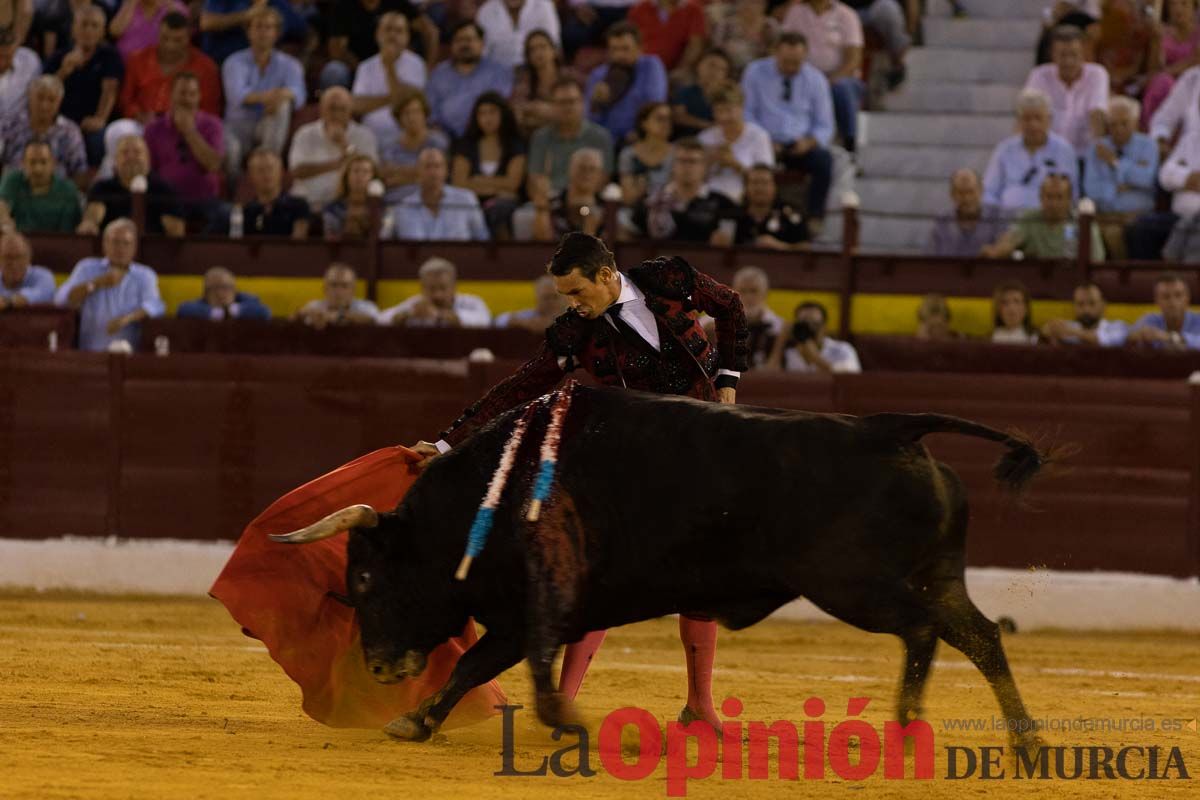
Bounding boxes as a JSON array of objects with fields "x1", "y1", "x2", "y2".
[{"x1": 792, "y1": 320, "x2": 817, "y2": 344}]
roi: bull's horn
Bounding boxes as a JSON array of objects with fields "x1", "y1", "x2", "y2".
[{"x1": 269, "y1": 504, "x2": 379, "y2": 544}]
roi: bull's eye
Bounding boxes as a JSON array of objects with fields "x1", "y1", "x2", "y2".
[{"x1": 355, "y1": 571, "x2": 372, "y2": 593}]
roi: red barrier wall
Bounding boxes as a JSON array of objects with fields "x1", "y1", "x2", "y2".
[{"x1": 2, "y1": 350, "x2": 1196, "y2": 577}]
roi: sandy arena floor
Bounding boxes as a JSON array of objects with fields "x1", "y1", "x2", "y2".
[{"x1": 0, "y1": 591, "x2": 1196, "y2": 799}]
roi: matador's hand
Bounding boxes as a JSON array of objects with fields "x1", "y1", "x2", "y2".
[{"x1": 716, "y1": 387, "x2": 736, "y2": 404}]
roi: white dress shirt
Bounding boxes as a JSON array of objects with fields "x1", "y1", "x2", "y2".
[
  {"x1": 379, "y1": 292, "x2": 492, "y2": 327},
  {"x1": 1023, "y1": 63, "x2": 1109, "y2": 154},
  {"x1": 783, "y1": 337, "x2": 861, "y2": 373},
  {"x1": 1150, "y1": 66, "x2": 1200, "y2": 142},
  {"x1": 477, "y1": 0, "x2": 562, "y2": 68},
  {"x1": 697, "y1": 120, "x2": 775, "y2": 204},
  {"x1": 352, "y1": 51, "x2": 428, "y2": 144},
  {"x1": 1159, "y1": 130, "x2": 1200, "y2": 217}
]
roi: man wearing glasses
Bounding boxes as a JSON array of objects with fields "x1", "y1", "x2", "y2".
[
  {"x1": 527, "y1": 77, "x2": 615, "y2": 197},
  {"x1": 740, "y1": 32, "x2": 834, "y2": 234},
  {"x1": 293, "y1": 262, "x2": 380, "y2": 328},
  {"x1": 982, "y1": 87, "x2": 1078, "y2": 214}
]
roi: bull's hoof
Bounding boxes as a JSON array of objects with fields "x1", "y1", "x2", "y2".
[
  {"x1": 678, "y1": 705, "x2": 722, "y2": 737},
  {"x1": 384, "y1": 713, "x2": 432, "y2": 742},
  {"x1": 535, "y1": 691, "x2": 578, "y2": 728}
]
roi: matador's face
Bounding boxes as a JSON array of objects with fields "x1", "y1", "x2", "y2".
[{"x1": 553, "y1": 266, "x2": 621, "y2": 320}]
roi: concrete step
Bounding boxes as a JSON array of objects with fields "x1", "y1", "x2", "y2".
[
  {"x1": 907, "y1": 48, "x2": 1033, "y2": 85},
  {"x1": 923, "y1": 17, "x2": 1042, "y2": 49},
  {"x1": 864, "y1": 111, "x2": 1013, "y2": 148},
  {"x1": 856, "y1": 176, "x2": 952, "y2": 216},
  {"x1": 858, "y1": 215, "x2": 937, "y2": 254},
  {"x1": 858, "y1": 143, "x2": 992, "y2": 181},
  {"x1": 884, "y1": 81, "x2": 1019, "y2": 114},
  {"x1": 926, "y1": 0, "x2": 1046, "y2": 20}
]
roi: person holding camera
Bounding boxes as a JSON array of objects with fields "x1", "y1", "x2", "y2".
[{"x1": 767, "y1": 300, "x2": 861, "y2": 373}]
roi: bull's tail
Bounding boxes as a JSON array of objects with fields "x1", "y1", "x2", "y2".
[{"x1": 862, "y1": 413, "x2": 1049, "y2": 492}]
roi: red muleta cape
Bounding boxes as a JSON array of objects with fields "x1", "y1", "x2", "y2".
[{"x1": 209, "y1": 445, "x2": 506, "y2": 729}]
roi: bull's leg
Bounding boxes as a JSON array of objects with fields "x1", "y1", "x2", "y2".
[
  {"x1": 896, "y1": 625, "x2": 938, "y2": 725},
  {"x1": 935, "y1": 586, "x2": 1038, "y2": 747},
  {"x1": 384, "y1": 629, "x2": 523, "y2": 742},
  {"x1": 525, "y1": 577, "x2": 575, "y2": 729}
]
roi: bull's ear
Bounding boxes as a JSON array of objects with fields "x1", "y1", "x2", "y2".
[{"x1": 269, "y1": 504, "x2": 379, "y2": 544}]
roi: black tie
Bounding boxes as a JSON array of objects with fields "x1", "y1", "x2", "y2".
[{"x1": 605, "y1": 302, "x2": 647, "y2": 348}]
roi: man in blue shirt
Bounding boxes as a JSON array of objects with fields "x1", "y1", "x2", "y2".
[
  {"x1": 425, "y1": 21, "x2": 513, "y2": 139},
  {"x1": 199, "y1": 0, "x2": 308, "y2": 65},
  {"x1": 387, "y1": 148, "x2": 489, "y2": 241},
  {"x1": 54, "y1": 218, "x2": 165, "y2": 351},
  {"x1": 221, "y1": 8, "x2": 306, "y2": 160},
  {"x1": 0, "y1": 232, "x2": 56, "y2": 309},
  {"x1": 982, "y1": 88, "x2": 1078, "y2": 213},
  {"x1": 1127, "y1": 272, "x2": 1200, "y2": 350},
  {"x1": 177, "y1": 266, "x2": 272, "y2": 321},
  {"x1": 740, "y1": 32, "x2": 834, "y2": 226},
  {"x1": 584, "y1": 22, "x2": 668, "y2": 145}
]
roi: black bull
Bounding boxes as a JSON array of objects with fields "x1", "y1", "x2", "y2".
[{"x1": 273, "y1": 386, "x2": 1049, "y2": 744}]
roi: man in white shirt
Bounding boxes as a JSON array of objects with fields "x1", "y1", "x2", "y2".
[
  {"x1": 1159, "y1": 129, "x2": 1200, "y2": 219},
  {"x1": 1022, "y1": 25, "x2": 1108, "y2": 155},
  {"x1": 1040, "y1": 282, "x2": 1128, "y2": 347},
  {"x1": 351, "y1": 12, "x2": 428, "y2": 145},
  {"x1": 697, "y1": 83, "x2": 774, "y2": 204},
  {"x1": 1149, "y1": 68, "x2": 1200, "y2": 149},
  {"x1": 287, "y1": 87, "x2": 379, "y2": 208},
  {"x1": 379, "y1": 256, "x2": 492, "y2": 327},
  {"x1": 778, "y1": 301, "x2": 861, "y2": 373},
  {"x1": 0, "y1": 28, "x2": 40, "y2": 125},
  {"x1": 477, "y1": 0, "x2": 562, "y2": 68}
]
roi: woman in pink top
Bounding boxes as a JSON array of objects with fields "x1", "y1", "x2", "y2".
[
  {"x1": 1143, "y1": 0, "x2": 1200, "y2": 127},
  {"x1": 109, "y1": 0, "x2": 190, "y2": 61}
]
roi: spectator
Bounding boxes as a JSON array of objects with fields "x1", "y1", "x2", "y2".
[
  {"x1": 426, "y1": 20, "x2": 514, "y2": 139},
  {"x1": 379, "y1": 256, "x2": 492, "y2": 327},
  {"x1": 352, "y1": 12, "x2": 427, "y2": 145},
  {"x1": 55, "y1": 217, "x2": 165, "y2": 351},
  {"x1": 511, "y1": 29, "x2": 575, "y2": 134},
  {"x1": 494, "y1": 272, "x2": 566, "y2": 331},
  {"x1": 914, "y1": 293, "x2": 958, "y2": 341},
  {"x1": 618, "y1": 101, "x2": 673, "y2": 207},
  {"x1": 698, "y1": 83, "x2": 774, "y2": 203},
  {"x1": 177, "y1": 265, "x2": 272, "y2": 320},
  {"x1": 0, "y1": 142, "x2": 83, "y2": 233},
  {"x1": 451, "y1": 91, "x2": 527, "y2": 237},
  {"x1": 632, "y1": 137, "x2": 738, "y2": 243},
  {"x1": 1083, "y1": 96, "x2": 1156, "y2": 260},
  {"x1": 528, "y1": 76, "x2": 614, "y2": 195},
  {"x1": 849, "y1": 1, "x2": 913, "y2": 84},
  {"x1": 1153, "y1": 128, "x2": 1200, "y2": 260},
  {"x1": 120, "y1": 12, "x2": 222, "y2": 122},
  {"x1": 990, "y1": 281, "x2": 1038, "y2": 345},
  {"x1": 769, "y1": 300, "x2": 861, "y2": 373},
  {"x1": 81, "y1": 134, "x2": 185, "y2": 236},
  {"x1": 1023, "y1": 25, "x2": 1108, "y2": 155},
  {"x1": 671, "y1": 48, "x2": 731, "y2": 138},
  {"x1": 741, "y1": 32, "x2": 834, "y2": 229},
  {"x1": 1092, "y1": 0, "x2": 1154, "y2": 98},
  {"x1": 560, "y1": 0, "x2": 638, "y2": 62},
  {"x1": 1040, "y1": 281, "x2": 1129, "y2": 346},
  {"x1": 928, "y1": 168, "x2": 1003, "y2": 257},
  {"x1": 531, "y1": 147, "x2": 606, "y2": 240},
  {"x1": 222, "y1": 7, "x2": 305, "y2": 160},
  {"x1": 1142, "y1": 0, "x2": 1200, "y2": 128},
  {"x1": 0, "y1": 232, "x2": 55, "y2": 309},
  {"x1": 144, "y1": 71, "x2": 226, "y2": 216},
  {"x1": 627, "y1": 0, "x2": 706, "y2": 77},
  {"x1": 199, "y1": 0, "x2": 307, "y2": 65},
  {"x1": 981, "y1": 88, "x2": 1078, "y2": 212},
  {"x1": 707, "y1": 0, "x2": 779, "y2": 74},
  {"x1": 477, "y1": 0, "x2": 561, "y2": 69},
  {"x1": 0, "y1": 27, "x2": 40, "y2": 125},
  {"x1": 781, "y1": 0, "x2": 865, "y2": 155},
  {"x1": 44, "y1": 4, "x2": 122, "y2": 166},
  {"x1": 982, "y1": 174, "x2": 1104, "y2": 261},
  {"x1": 1034, "y1": 0, "x2": 1099, "y2": 64},
  {"x1": 585, "y1": 22, "x2": 668, "y2": 145},
  {"x1": 236, "y1": 148, "x2": 309, "y2": 237},
  {"x1": 109, "y1": 0, "x2": 189, "y2": 61},
  {"x1": 1149, "y1": 67, "x2": 1200, "y2": 150},
  {"x1": 293, "y1": 262, "x2": 379, "y2": 328},
  {"x1": 0, "y1": 75, "x2": 88, "y2": 188},
  {"x1": 323, "y1": 0, "x2": 437, "y2": 90},
  {"x1": 379, "y1": 88, "x2": 449, "y2": 189},
  {"x1": 0, "y1": 0, "x2": 32, "y2": 48},
  {"x1": 385, "y1": 148, "x2": 490, "y2": 241},
  {"x1": 288, "y1": 86, "x2": 379, "y2": 209},
  {"x1": 709, "y1": 265, "x2": 783, "y2": 368},
  {"x1": 733, "y1": 163, "x2": 809, "y2": 248},
  {"x1": 1126, "y1": 272, "x2": 1200, "y2": 348},
  {"x1": 323, "y1": 153, "x2": 379, "y2": 240}
]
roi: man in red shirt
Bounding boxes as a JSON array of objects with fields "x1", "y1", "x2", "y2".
[
  {"x1": 120, "y1": 11, "x2": 221, "y2": 124},
  {"x1": 627, "y1": 0, "x2": 705, "y2": 77}
]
